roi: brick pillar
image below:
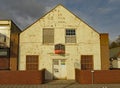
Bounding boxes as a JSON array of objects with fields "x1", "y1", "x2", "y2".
[
  {"x1": 100, "y1": 33, "x2": 109, "y2": 70},
  {"x1": 10, "y1": 57, "x2": 17, "y2": 70}
]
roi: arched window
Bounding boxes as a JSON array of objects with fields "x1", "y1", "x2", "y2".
[{"x1": 55, "y1": 44, "x2": 65, "y2": 54}]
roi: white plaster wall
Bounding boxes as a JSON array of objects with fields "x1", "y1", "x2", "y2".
[
  {"x1": 112, "y1": 60, "x2": 118, "y2": 68},
  {"x1": 0, "y1": 21, "x2": 11, "y2": 47},
  {"x1": 19, "y1": 5, "x2": 101, "y2": 80},
  {"x1": 112, "y1": 58, "x2": 120, "y2": 68},
  {"x1": 118, "y1": 58, "x2": 120, "y2": 68}
]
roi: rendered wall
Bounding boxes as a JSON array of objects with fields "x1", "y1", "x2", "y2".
[
  {"x1": 112, "y1": 59, "x2": 120, "y2": 68},
  {"x1": 0, "y1": 20, "x2": 11, "y2": 47},
  {"x1": 118, "y1": 59, "x2": 120, "y2": 68},
  {"x1": 0, "y1": 21, "x2": 11, "y2": 70},
  {"x1": 19, "y1": 5, "x2": 101, "y2": 80}
]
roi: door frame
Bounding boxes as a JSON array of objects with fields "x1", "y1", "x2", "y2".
[{"x1": 52, "y1": 59, "x2": 67, "y2": 80}]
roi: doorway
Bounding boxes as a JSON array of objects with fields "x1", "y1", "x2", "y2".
[{"x1": 53, "y1": 59, "x2": 67, "y2": 79}]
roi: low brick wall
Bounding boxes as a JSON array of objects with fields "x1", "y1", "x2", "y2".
[
  {"x1": 75, "y1": 69, "x2": 92, "y2": 84},
  {"x1": 0, "y1": 69, "x2": 45, "y2": 84},
  {"x1": 94, "y1": 70, "x2": 120, "y2": 84},
  {"x1": 75, "y1": 69, "x2": 120, "y2": 84}
]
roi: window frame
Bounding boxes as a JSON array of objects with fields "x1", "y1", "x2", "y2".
[
  {"x1": 65, "y1": 29, "x2": 76, "y2": 43},
  {"x1": 55, "y1": 44, "x2": 65, "y2": 54},
  {"x1": 26, "y1": 55, "x2": 39, "y2": 70},
  {"x1": 66, "y1": 29, "x2": 76, "y2": 36},
  {"x1": 43, "y1": 28, "x2": 54, "y2": 44},
  {"x1": 55, "y1": 44, "x2": 65, "y2": 51},
  {"x1": 81, "y1": 55, "x2": 93, "y2": 70}
]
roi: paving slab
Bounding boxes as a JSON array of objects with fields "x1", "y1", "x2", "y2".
[{"x1": 0, "y1": 80, "x2": 120, "y2": 88}]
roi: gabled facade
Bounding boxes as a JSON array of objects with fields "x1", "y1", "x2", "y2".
[
  {"x1": 19, "y1": 5, "x2": 109, "y2": 80},
  {"x1": 0, "y1": 20, "x2": 21, "y2": 70}
]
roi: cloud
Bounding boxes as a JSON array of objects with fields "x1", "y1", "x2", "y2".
[
  {"x1": 109, "y1": 0, "x2": 120, "y2": 3},
  {"x1": 0, "y1": 0, "x2": 68, "y2": 29},
  {"x1": 0, "y1": 0, "x2": 120, "y2": 40},
  {"x1": 0, "y1": 0, "x2": 58, "y2": 29},
  {"x1": 97, "y1": 7, "x2": 115, "y2": 14}
]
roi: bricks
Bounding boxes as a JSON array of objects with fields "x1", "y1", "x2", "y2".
[
  {"x1": 0, "y1": 58, "x2": 9, "y2": 70},
  {"x1": 100, "y1": 34, "x2": 109, "y2": 70},
  {"x1": 0, "y1": 69, "x2": 45, "y2": 84},
  {"x1": 75, "y1": 69, "x2": 120, "y2": 84},
  {"x1": 75, "y1": 69, "x2": 92, "y2": 84}
]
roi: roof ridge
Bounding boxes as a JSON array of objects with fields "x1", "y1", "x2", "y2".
[{"x1": 21, "y1": 4, "x2": 99, "y2": 34}]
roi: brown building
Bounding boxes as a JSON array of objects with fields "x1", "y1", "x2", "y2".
[{"x1": 0, "y1": 20, "x2": 21, "y2": 71}]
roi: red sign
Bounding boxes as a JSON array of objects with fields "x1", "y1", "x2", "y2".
[{"x1": 55, "y1": 50, "x2": 65, "y2": 54}]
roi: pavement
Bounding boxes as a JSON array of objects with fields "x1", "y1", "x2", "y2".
[{"x1": 0, "y1": 80, "x2": 120, "y2": 88}]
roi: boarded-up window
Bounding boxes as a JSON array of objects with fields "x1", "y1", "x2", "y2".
[
  {"x1": 81, "y1": 55, "x2": 93, "y2": 70},
  {"x1": 65, "y1": 29, "x2": 76, "y2": 43},
  {"x1": 43, "y1": 28, "x2": 54, "y2": 44},
  {"x1": 26, "y1": 55, "x2": 38, "y2": 70}
]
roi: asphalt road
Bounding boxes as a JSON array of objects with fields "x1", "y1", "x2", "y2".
[{"x1": 0, "y1": 80, "x2": 120, "y2": 88}]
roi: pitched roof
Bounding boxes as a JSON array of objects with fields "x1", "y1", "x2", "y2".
[
  {"x1": 22, "y1": 4, "x2": 99, "y2": 34},
  {"x1": 110, "y1": 47, "x2": 120, "y2": 58}
]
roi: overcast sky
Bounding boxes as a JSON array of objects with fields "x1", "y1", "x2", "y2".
[{"x1": 0, "y1": 0, "x2": 120, "y2": 40}]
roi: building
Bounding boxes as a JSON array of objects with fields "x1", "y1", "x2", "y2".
[
  {"x1": 110, "y1": 47, "x2": 120, "y2": 69},
  {"x1": 0, "y1": 20, "x2": 21, "y2": 71},
  {"x1": 19, "y1": 5, "x2": 109, "y2": 80}
]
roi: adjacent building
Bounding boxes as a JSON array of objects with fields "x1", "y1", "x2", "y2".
[
  {"x1": 110, "y1": 47, "x2": 120, "y2": 69},
  {"x1": 0, "y1": 20, "x2": 21, "y2": 71},
  {"x1": 19, "y1": 5, "x2": 109, "y2": 80}
]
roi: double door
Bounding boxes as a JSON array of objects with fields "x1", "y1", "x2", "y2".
[{"x1": 53, "y1": 59, "x2": 67, "y2": 79}]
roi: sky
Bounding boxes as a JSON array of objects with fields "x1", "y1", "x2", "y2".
[{"x1": 0, "y1": 0, "x2": 120, "y2": 40}]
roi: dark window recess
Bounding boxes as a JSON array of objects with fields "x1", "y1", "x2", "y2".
[
  {"x1": 4, "y1": 36, "x2": 6, "y2": 42},
  {"x1": 65, "y1": 29, "x2": 76, "y2": 43},
  {"x1": 0, "y1": 48, "x2": 10, "y2": 57},
  {"x1": 66, "y1": 29, "x2": 76, "y2": 35},
  {"x1": 55, "y1": 44, "x2": 65, "y2": 54},
  {"x1": 81, "y1": 55, "x2": 93, "y2": 70}
]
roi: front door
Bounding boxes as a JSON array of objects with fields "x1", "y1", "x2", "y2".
[{"x1": 53, "y1": 59, "x2": 67, "y2": 79}]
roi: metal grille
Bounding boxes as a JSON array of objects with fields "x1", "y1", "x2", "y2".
[
  {"x1": 55, "y1": 44, "x2": 65, "y2": 51},
  {"x1": 65, "y1": 29, "x2": 76, "y2": 43},
  {"x1": 26, "y1": 55, "x2": 38, "y2": 70},
  {"x1": 81, "y1": 55, "x2": 93, "y2": 70}
]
